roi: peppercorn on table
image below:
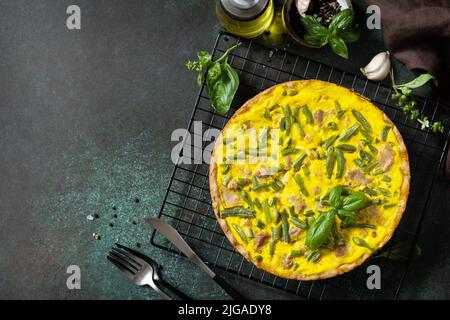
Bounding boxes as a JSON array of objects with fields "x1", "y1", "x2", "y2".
[{"x1": 210, "y1": 80, "x2": 410, "y2": 280}]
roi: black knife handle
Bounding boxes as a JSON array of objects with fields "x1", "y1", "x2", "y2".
[{"x1": 212, "y1": 274, "x2": 246, "y2": 300}]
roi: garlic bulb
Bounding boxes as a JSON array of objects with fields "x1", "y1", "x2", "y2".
[
  {"x1": 295, "y1": 0, "x2": 311, "y2": 17},
  {"x1": 360, "y1": 51, "x2": 391, "y2": 81}
]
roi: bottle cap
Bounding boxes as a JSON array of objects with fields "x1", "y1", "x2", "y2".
[{"x1": 220, "y1": 0, "x2": 269, "y2": 21}]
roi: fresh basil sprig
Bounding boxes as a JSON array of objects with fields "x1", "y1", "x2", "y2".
[
  {"x1": 300, "y1": 9, "x2": 359, "y2": 59},
  {"x1": 305, "y1": 186, "x2": 372, "y2": 249},
  {"x1": 186, "y1": 43, "x2": 241, "y2": 113},
  {"x1": 390, "y1": 71, "x2": 444, "y2": 133}
]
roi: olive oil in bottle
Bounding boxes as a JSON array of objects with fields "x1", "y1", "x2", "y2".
[{"x1": 216, "y1": 0, "x2": 274, "y2": 38}]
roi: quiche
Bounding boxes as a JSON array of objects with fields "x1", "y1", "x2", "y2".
[{"x1": 209, "y1": 80, "x2": 410, "y2": 280}]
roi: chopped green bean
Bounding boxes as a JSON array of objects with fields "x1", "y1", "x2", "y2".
[
  {"x1": 304, "y1": 210, "x2": 315, "y2": 217},
  {"x1": 236, "y1": 178, "x2": 250, "y2": 187},
  {"x1": 245, "y1": 228, "x2": 254, "y2": 239},
  {"x1": 222, "y1": 175, "x2": 232, "y2": 187},
  {"x1": 322, "y1": 134, "x2": 339, "y2": 149},
  {"x1": 222, "y1": 164, "x2": 231, "y2": 175},
  {"x1": 372, "y1": 169, "x2": 384, "y2": 176},
  {"x1": 290, "y1": 250, "x2": 303, "y2": 257},
  {"x1": 377, "y1": 187, "x2": 392, "y2": 197},
  {"x1": 360, "y1": 150, "x2": 373, "y2": 161},
  {"x1": 383, "y1": 203, "x2": 396, "y2": 209},
  {"x1": 362, "y1": 160, "x2": 379, "y2": 172},
  {"x1": 305, "y1": 250, "x2": 322, "y2": 262},
  {"x1": 336, "y1": 144, "x2": 357, "y2": 153},
  {"x1": 301, "y1": 105, "x2": 314, "y2": 124},
  {"x1": 295, "y1": 122, "x2": 305, "y2": 137},
  {"x1": 335, "y1": 101, "x2": 345, "y2": 119},
  {"x1": 256, "y1": 220, "x2": 266, "y2": 229},
  {"x1": 368, "y1": 144, "x2": 378, "y2": 155},
  {"x1": 281, "y1": 148, "x2": 301, "y2": 156},
  {"x1": 335, "y1": 149, "x2": 345, "y2": 179},
  {"x1": 382, "y1": 175, "x2": 392, "y2": 182},
  {"x1": 352, "y1": 109, "x2": 372, "y2": 133},
  {"x1": 302, "y1": 165, "x2": 311, "y2": 177},
  {"x1": 287, "y1": 89, "x2": 299, "y2": 96},
  {"x1": 255, "y1": 255, "x2": 263, "y2": 263},
  {"x1": 281, "y1": 212, "x2": 290, "y2": 243},
  {"x1": 339, "y1": 124, "x2": 361, "y2": 142},
  {"x1": 353, "y1": 237, "x2": 374, "y2": 252},
  {"x1": 220, "y1": 207, "x2": 256, "y2": 218},
  {"x1": 344, "y1": 223, "x2": 376, "y2": 229},
  {"x1": 252, "y1": 183, "x2": 269, "y2": 191},
  {"x1": 268, "y1": 197, "x2": 278, "y2": 207},
  {"x1": 327, "y1": 121, "x2": 338, "y2": 131},
  {"x1": 294, "y1": 173, "x2": 309, "y2": 196},
  {"x1": 269, "y1": 240, "x2": 276, "y2": 257},
  {"x1": 254, "y1": 198, "x2": 262, "y2": 210},
  {"x1": 292, "y1": 153, "x2": 307, "y2": 171},
  {"x1": 238, "y1": 190, "x2": 253, "y2": 208},
  {"x1": 262, "y1": 200, "x2": 273, "y2": 224},
  {"x1": 232, "y1": 224, "x2": 248, "y2": 243},
  {"x1": 381, "y1": 125, "x2": 391, "y2": 141},
  {"x1": 353, "y1": 158, "x2": 365, "y2": 168},
  {"x1": 272, "y1": 224, "x2": 281, "y2": 241},
  {"x1": 290, "y1": 216, "x2": 308, "y2": 230},
  {"x1": 326, "y1": 146, "x2": 336, "y2": 179}
]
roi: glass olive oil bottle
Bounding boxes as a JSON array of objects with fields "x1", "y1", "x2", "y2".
[{"x1": 216, "y1": 0, "x2": 274, "y2": 38}]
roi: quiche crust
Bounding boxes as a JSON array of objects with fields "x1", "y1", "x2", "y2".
[{"x1": 209, "y1": 80, "x2": 410, "y2": 281}]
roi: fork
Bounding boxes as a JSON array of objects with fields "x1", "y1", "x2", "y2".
[{"x1": 107, "y1": 243, "x2": 191, "y2": 300}]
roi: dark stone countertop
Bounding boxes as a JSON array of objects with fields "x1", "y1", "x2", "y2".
[{"x1": 0, "y1": 0, "x2": 448, "y2": 299}]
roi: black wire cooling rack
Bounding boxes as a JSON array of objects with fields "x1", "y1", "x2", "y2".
[{"x1": 151, "y1": 32, "x2": 449, "y2": 300}]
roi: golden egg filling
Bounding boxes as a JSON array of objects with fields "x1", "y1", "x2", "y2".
[{"x1": 210, "y1": 80, "x2": 410, "y2": 280}]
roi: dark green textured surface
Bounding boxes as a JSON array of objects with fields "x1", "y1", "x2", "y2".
[{"x1": 0, "y1": 0, "x2": 448, "y2": 300}]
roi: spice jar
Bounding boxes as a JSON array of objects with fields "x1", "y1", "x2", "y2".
[{"x1": 216, "y1": 0, "x2": 275, "y2": 38}]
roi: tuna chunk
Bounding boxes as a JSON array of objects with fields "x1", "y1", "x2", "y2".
[
  {"x1": 253, "y1": 233, "x2": 269, "y2": 252},
  {"x1": 379, "y1": 144, "x2": 395, "y2": 172},
  {"x1": 346, "y1": 169, "x2": 372, "y2": 186},
  {"x1": 289, "y1": 196, "x2": 306, "y2": 214},
  {"x1": 289, "y1": 226, "x2": 302, "y2": 239},
  {"x1": 256, "y1": 166, "x2": 272, "y2": 178},
  {"x1": 335, "y1": 245, "x2": 348, "y2": 257},
  {"x1": 314, "y1": 109, "x2": 325, "y2": 126},
  {"x1": 283, "y1": 255, "x2": 293, "y2": 269},
  {"x1": 226, "y1": 181, "x2": 238, "y2": 190},
  {"x1": 222, "y1": 189, "x2": 242, "y2": 206}
]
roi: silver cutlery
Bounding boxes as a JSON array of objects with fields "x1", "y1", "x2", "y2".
[
  {"x1": 107, "y1": 243, "x2": 191, "y2": 300},
  {"x1": 148, "y1": 217, "x2": 246, "y2": 300}
]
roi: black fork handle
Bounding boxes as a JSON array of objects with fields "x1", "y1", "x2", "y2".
[{"x1": 212, "y1": 274, "x2": 246, "y2": 300}]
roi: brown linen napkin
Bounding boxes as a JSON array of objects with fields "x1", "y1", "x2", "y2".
[
  {"x1": 365, "y1": 0, "x2": 450, "y2": 101},
  {"x1": 366, "y1": 0, "x2": 450, "y2": 178}
]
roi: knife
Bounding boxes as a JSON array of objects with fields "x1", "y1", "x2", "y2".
[{"x1": 148, "y1": 217, "x2": 246, "y2": 300}]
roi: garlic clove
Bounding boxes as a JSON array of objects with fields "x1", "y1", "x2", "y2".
[
  {"x1": 295, "y1": 0, "x2": 311, "y2": 17},
  {"x1": 360, "y1": 51, "x2": 391, "y2": 81}
]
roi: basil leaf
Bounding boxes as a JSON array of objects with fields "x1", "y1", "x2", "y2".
[
  {"x1": 337, "y1": 209, "x2": 359, "y2": 224},
  {"x1": 207, "y1": 61, "x2": 239, "y2": 114},
  {"x1": 329, "y1": 185, "x2": 343, "y2": 208},
  {"x1": 329, "y1": 35, "x2": 348, "y2": 59},
  {"x1": 337, "y1": 29, "x2": 360, "y2": 43},
  {"x1": 329, "y1": 9, "x2": 354, "y2": 32},
  {"x1": 305, "y1": 209, "x2": 337, "y2": 250},
  {"x1": 342, "y1": 192, "x2": 371, "y2": 211},
  {"x1": 300, "y1": 15, "x2": 328, "y2": 46},
  {"x1": 395, "y1": 73, "x2": 438, "y2": 90}
]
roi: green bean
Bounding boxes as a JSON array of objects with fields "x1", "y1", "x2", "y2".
[
  {"x1": 344, "y1": 223, "x2": 376, "y2": 229},
  {"x1": 363, "y1": 187, "x2": 378, "y2": 196},
  {"x1": 339, "y1": 124, "x2": 360, "y2": 142},
  {"x1": 302, "y1": 165, "x2": 311, "y2": 177},
  {"x1": 335, "y1": 101, "x2": 345, "y2": 119},
  {"x1": 268, "y1": 197, "x2": 278, "y2": 207},
  {"x1": 292, "y1": 263, "x2": 299, "y2": 270},
  {"x1": 269, "y1": 104, "x2": 280, "y2": 111},
  {"x1": 351, "y1": 109, "x2": 372, "y2": 133},
  {"x1": 236, "y1": 178, "x2": 250, "y2": 187},
  {"x1": 360, "y1": 129, "x2": 373, "y2": 144},
  {"x1": 281, "y1": 148, "x2": 301, "y2": 156},
  {"x1": 252, "y1": 175, "x2": 258, "y2": 187},
  {"x1": 353, "y1": 237, "x2": 374, "y2": 252},
  {"x1": 294, "y1": 173, "x2": 309, "y2": 196},
  {"x1": 282, "y1": 104, "x2": 291, "y2": 118},
  {"x1": 220, "y1": 207, "x2": 255, "y2": 218},
  {"x1": 232, "y1": 224, "x2": 248, "y2": 243},
  {"x1": 255, "y1": 255, "x2": 263, "y2": 263},
  {"x1": 272, "y1": 224, "x2": 281, "y2": 241},
  {"x1": 245, "y1": 228, "x2": 254, "y2": 239},
  {"x1": 336, "y1": 144, "x2": 357, "y2": 153},
  {"x1": 304, "y1": 210, "x2": 315, "y2": 217},
  {"x1": 287, "y1": 89, "x2": 299, "y2": 96},
  {"x1": 222, "y1": 175, "x2": 232, "y2": 187},
  {"x1": 284, "y1": 116, "x2": 292, "y2": 134},
  {"x1": 382, "y1": 175, "x2": 392, "y2": 182},
  {"x1": 252, "y1": 183, "x2": 269, "y2": 191},
  {"x1": 289, "y1": 206, "x2": 296, "y2": 217},
  {"x1": 383, "y1": 203, "x2": 396, "y2": 209},
  {"x1": 295, "y1": 122, "x2": 305, "y2": 137},
  {"x1": 254, "y1": 198, "x2": 262, "y2": 210},
  {"x1": 269, "y1": 240, "x2": 276, "y2": 257},
  {"x1": 222, "y1": 164, "x2": 231, "y2": 175},
  {"x1": 326, "y1": 146, "x2": 336, "y2": 179},
  {"x1": 377, "y1": 187, "x2": 392, "y2": 197},
  {"x1": 292, "y1": 153, "x2": 307, "y2": 171},
  {"x1": 360, "y1": 150, "x2": 373, "y2": 161},
  {"x1": 372, "y1": 169, "x2": 384, "y2": 176},
  {"x1": 368, "y1": 144, "x2": 378, "y2": 155},
  {"x1": 301, "y1": 105, "x2": 314, "y2": 124},
  {"x1": 335, "y1": 149, "x2": 345, "y2": 179},
  {"x1": 353, "y1": 158, "x2": 365, "y2": 168},
  {"x1": 270, "y1": 180, "x2": 282, "y2": 191},
  {"x1": 281, "y1": 212, "x2": 290, "y2": 243},
  {"x1": 305, "y1": 250, "x2": 322, "y2": 262},
  {"x1": 292, "y1": 106, "x2": 300, "y2": 122},
  {"x1": 290, "y1": 216, "x2": 308, "y2": 230},
  {"x1": 362, "y1": 160, "x2": 379, "y2": 172},
  {"x1": 279, "y1": 117, "x2": 286, "y2": 131},
  {"x1": 290, "y1": 250, "x2": 303, "y2": 257},
  {"x1": 262, "y1": 200, "x2": 273, "y2": 224},
  {"x1": 326, "y1": 121, "x2": 338, "y2": 131},
  {"x1": 381, "y1": 125, "x2": 391, "y2": 141},
  {"x1": 322, "y1": 134, "x2": 339, "y2": 149},
  {"x1": 256, "y1": 220, "x2": 266, "y2": 229},
  {"x1": 238, "y1": 190, "x2": 254, "y2": 208},
  {"x1": 274, "y1": 178, "x2": 285, "y2": 190},
  {"x1": 263, "y1": 110, "x2": 272, "y2": 120}
]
